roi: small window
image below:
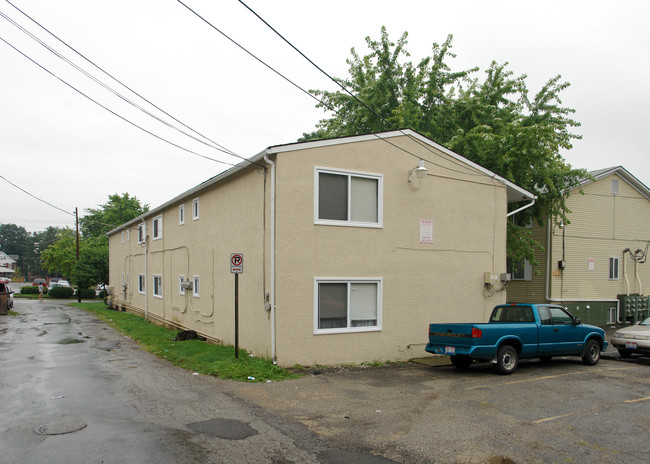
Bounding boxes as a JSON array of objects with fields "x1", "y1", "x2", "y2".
[
  {"x1": 152, "y1": 215, "x2": 163, "y2": 240},
  {"x1": 179, "y1": 205, "x2": 185, "y2": 225},
  {"x1": 192, "y1": 198, "x2": 200, "y2": 220},
  {"x1": 609, "y1": 257, "x2": 619, "y2": 280},
  {"x1": 137, "y1": 223, "x2": 146, "y2": 244},
  {"x1": 121, "y1": 231, "x2": 125, "y2": 243},
  {"x1": 314, "y1": 279, "x2": 382, "y2": 334},
  {"x1": 126, "y1": 230, "x2": 130, "y2": 241},
  {"x1": 611, "y1": 178, "x2": 619, "y2": 195},
  {"x1": 179, "y1": 275, "x2": 185, "y2": 295},
  {"x1": 138, "y1": 274, "x2": 145, "y2": 294},
  {"x1": 193, "y1": 276, "x2": 200, "y2": 297},
  {"x1": 315, "y1": 168, "x2": 382, "y2": 227},
  {"x1": 153, "y1": 275, "x2": 162, "y2": 298}
]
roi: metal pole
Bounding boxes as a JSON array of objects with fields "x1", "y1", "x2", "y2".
[
  {"x1": 235, "y1": 272, "x2": 239, "y2": 358},
  {"x1": 76, "y1": 207, "x2": 81, "y2": 303}
]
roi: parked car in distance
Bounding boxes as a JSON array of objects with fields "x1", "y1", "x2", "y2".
[
  {"x1": 51, "y1": 280, "x2": 70, "y2": 289},
  {"x1": 96, "y1": 283, "x2": 107, "y2": 291},
  {"x1": 32, "y1": 278, "x2": 47, "y2": 286},
  {"x1": 0, "y1": 279, "x2": 13, "y2": 309},
  {"x1": 611, "y1": 317, "x2": 650, "y2": 357}
]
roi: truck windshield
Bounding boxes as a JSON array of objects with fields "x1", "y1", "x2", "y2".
[{"x1": 490, "y1": 306, "x2": 534, "y2": 323}]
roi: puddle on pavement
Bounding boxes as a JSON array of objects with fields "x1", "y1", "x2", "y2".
[
  {"x1": 186, "y1": 418, "x2": 258, "y2": 440},
  {"x1": 57, "y1": 337, "x2": 85, "y2": 345}
]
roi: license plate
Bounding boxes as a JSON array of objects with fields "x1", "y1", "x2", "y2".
[
  {"x1": 626, "y1": 342, "x2": 638, "y2": 349},
  {"x1": 445, "y1": 346, "x2": 456, "y2": 355}
]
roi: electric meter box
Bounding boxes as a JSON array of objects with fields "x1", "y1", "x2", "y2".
[{"x1": 484, "y1": 272, "x2": 499, "y2": 285}]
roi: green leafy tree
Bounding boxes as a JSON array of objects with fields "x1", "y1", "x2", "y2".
[
  {"x1": 302, "y1": 28, "x2": 587, "y2": 263},
  {"x1": 41, "y1": 229, "x2": 76, "y2": 279},
  {"x1": 80, "y1": 193, "x2": 149, "y2": 238},
  {"x1": 71, "y1": 237, "x2": 108, "y2": 290}
]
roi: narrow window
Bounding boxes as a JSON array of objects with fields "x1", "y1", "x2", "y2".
[
  {"x1": 138, "y1": 274, "x2": 146, "y2": 294},
  {"x1": 193, "y1": 276, "x2": 200, "y2": 297},
  {"x1": 609, "y1": 257, "x2": 619, "y2": 280},
  {"x1": 153, "y1": 275, "x2": 163, "y2": 298},
  {"x1": 611, "y1": 178, "x2": 619, "y2": 195},
  {"x1": 126, "y1": 229, "x2": 130, "y2": 241},
  {"x1": 508, "y1": 258, "x2": 532, "y2": 281},
  {"x1": 192, "y1": 198, "x2": 200, "y2": 220},
  {"x1": 152, "y1": 215, "x2": 163, "y2": 240},
  {"x1": 121, "y1": 231, "x2": 124, "y2": 243},
  {"x1": 179, "y1": 275, "x2": 185, "y2": 295},
  {"x1": 179, "y1": 205, "x2": 185, "y2": 225},
  {"x1": 137, "y1": 223, "x2": 145, "y2": 244}
]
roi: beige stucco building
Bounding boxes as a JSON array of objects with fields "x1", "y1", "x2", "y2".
[
  {"x1": 107, "y1": 130, "x2": 534, "y2": 366},
  {"x1": 507, "y1": 166, "x2": 650, "y2": 326}
]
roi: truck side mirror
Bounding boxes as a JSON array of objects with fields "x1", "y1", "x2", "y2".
[{"x1": 574, "y1": 317, "x2": 581, "y2": 325}]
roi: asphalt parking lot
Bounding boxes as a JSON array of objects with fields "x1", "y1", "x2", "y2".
[{"x1": 231, "y1": 349, "x2": 650, "y2": 464}]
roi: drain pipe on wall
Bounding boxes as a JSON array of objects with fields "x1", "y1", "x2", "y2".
[
  {"x1": 545, "y1": 221, "x2": 620, "y2": 320},
  {"x1": 264, "y1": 155, "x2": 276, "y2": 362},
  {"x1": 142, "y1": 219, "x2": 148, "y2": 322}
]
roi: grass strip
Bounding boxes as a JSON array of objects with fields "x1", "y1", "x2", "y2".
[{"x1": 70, "y1": 302, "x2": 299, "y2": 382}]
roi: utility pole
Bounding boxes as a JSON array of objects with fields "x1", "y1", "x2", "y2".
[{"x1": 76, "y1": 207, "x2": 81, "y2": 303}]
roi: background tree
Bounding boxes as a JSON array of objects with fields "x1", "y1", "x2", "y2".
[
  {"x1": 41, "y1": 229, "x2": 76, "y2": 279},
  {"x1": 80, "y1": 193, "x2": 149, "y2": 238},
  {"x1": 301, "y1": 27, "x2": 587, "y2": 263}
]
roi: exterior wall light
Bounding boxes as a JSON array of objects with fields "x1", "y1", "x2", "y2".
[{"x1": 408, "y1": 159, "x2": 428, "y2": 188}]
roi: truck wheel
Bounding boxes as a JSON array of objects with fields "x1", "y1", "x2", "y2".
[
  {"x1": 450, "y1": 355, "x2": 472, "y2": 370},
  {"x1": 495, "y1": 345, "x2": 518, "y2": 375},
  {"x1": 582, "y1": 339, "x2": 600, "y2": 365}
]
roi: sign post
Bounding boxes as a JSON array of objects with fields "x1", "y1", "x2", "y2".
[{"x1": 230, "y1": 253, "x2": 243, "y2": 358}]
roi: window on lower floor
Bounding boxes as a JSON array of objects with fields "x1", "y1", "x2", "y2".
[
  {"x1": 508, "y1": 258, "x2": 532, "y2": 281},
  {"x1": 193, "y1": 276, "x2": 200, "y2": 297},
  {"x1": 315, "y1": 279, "x2": 381, "y2": 333},
  {"x1": 609, "y1": 257, "x2": 619, "y2": 280},
  {"x1": 138, "y1": 274, "x2": 145, "y2": 294},
  {"x1": 153, "y1": 274, "x2": 162, "y2": 298}
]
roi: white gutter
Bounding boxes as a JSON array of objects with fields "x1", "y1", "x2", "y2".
[
  {"x1": 264, "y1": 155, "x2": 276, "y2": 362},
  {"x1": 506, "y1": 199, "x2": 536, "y2": 218},
  {"x1": 545, "y1": 221, "x2": 620, "y2": 319}
]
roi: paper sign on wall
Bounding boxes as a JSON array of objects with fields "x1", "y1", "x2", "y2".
[
  {"x1": 420, "y1": 219, "x2": 434, "y2": 244},
  {"x1": 588, "y1": 257, "x2": 595, "y2": 271}
]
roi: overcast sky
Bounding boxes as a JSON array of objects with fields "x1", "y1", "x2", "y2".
[{"x1": 2, "y1": 0, "x2": 649, "y2": 233}]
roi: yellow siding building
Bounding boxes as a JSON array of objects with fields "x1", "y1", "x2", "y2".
[{"x1": 507, "y1": 167, "x2": 650, "y2": 326}]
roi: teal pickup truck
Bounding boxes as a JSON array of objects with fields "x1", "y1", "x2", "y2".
[{"x1": 425, "y1": 304, "x2": 608, "y2": 374}]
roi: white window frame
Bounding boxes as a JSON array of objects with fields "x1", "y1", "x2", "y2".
[
  {"x1": 121, "y1": 231, "x2": 124, "y2": 243},
  {"x1": 152, "y1": 215, "x2": 163, "y2": 240},
  {"x1": 314, "y1": 167, "x2": 383, "y2": 228},
  {"x1": 138, "y1": 274, "x2": 146, "y2": 294},
  {"x1": 179, "y1": 275, "x2": 185, "y2": 295},
  {"x1": 126, "y1": 229, "x2": 130, "y2": 242},
  {"x1": 153, "y1": 274, "x2": 163, "y2": 298},
  {"x1": 313, "y1": 278, "x2": 382, "y2": 334},
  {"x1": 193, "y1": 276, "x2": 200, "y2": 297},
  {"x1": 137, "y1": 223, "x2": 146, "y2": 244},
  {"x1": 609, "y1": 257, "x2": 619, "y2": 280},
  {"x1": 179, "y1": 204, "x2": 185, "y2": 225},
  {"x1": 509, "y1": 258, "x2": 532, "y2": 281},
  {"x1": 192, "y1": 198, "x2": 200, "y2": 220}
]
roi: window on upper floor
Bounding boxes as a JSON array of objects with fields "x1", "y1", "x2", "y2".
[
  {"x1": 192, "y1": 198, "x2": 200, "y2": 220},
  {"x1": 315, "y1": 168, "x2": 382, "y2": 228},
  {"x1": 152, "y1": 215, "x2": 163, "y2": 240},
  {"x1": 314, "y1": 278, "x2": 382, "y2": 334},
  {"x1": 609, "y1": 257, "x2": 619, "y2": 280},
  {"x1": 179, "y1": 205, "x2": 185, "y2": 225},
  {"x1": 137, "y1": 223, "x2": 146, "y2": 244},
  {"x1": 126, "y1": 229, "x2": 130, "y2": 242}
]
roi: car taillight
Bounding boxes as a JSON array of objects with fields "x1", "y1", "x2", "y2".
[{"x1": 472, "y1": 327, "x2": 482, "y2": 338}]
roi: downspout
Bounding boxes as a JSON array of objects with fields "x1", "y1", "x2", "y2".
[
  {"x1": 142, "y1": 219, "x2": 148, "y2": 321},
  {"x1": 506, "y1": 199, "x2": 536, "y2": 218},
  {"x1": 635, "y1": 259, "x2": 642, "y2": 295},
  {"x1": 264, "y1": 155, "x2": 276, "y2": 362},
  {"x1": 545, "y1": 220, "x2": 620, "y2": 317},
  {"x1": 623, "y1": 252, "x2": 630, "y2": 295}
]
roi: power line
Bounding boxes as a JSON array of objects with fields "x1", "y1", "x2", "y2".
[
  {"x1": 236, "y1": 0, "x2": 486, "y2": 178},
  {"x1": 181, "y1": 1, "x2": 483, "y2": 178},
  {"x1": 0, "y1": 173, "x2": 74, "y2": 216},
  {"x1": 3, "y1": 0, "x2": 265, "y2": 169},
  {"x1": 0, "y1": 33, "x2": 239, "y2": 168}
]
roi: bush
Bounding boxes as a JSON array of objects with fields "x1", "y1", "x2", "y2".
[
  {"x1": 75, "y1": 288, "x2": 96, "y2": 299},
  {"x1": 48, "y1": 286, "x2": 74, "y2": 299},
  {"x1": 20, "y1": 286, "x2": 45, "y2": 295}
]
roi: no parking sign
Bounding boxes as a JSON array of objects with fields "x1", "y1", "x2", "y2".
[{"x1": 230, "y1": 253, "x2": 243, "y2": 274}]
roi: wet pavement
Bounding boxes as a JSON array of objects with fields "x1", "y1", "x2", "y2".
[{"x1": 2, "y1": 299, "x2": 649, "y2": 464}]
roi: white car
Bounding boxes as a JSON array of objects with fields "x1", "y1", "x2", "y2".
[
  {"x1": 57, "y1": 280, "x2": 71, "y2": 288},
  {"x1": 611, "y1": 317, "x2": 650, "y2": 357}
]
